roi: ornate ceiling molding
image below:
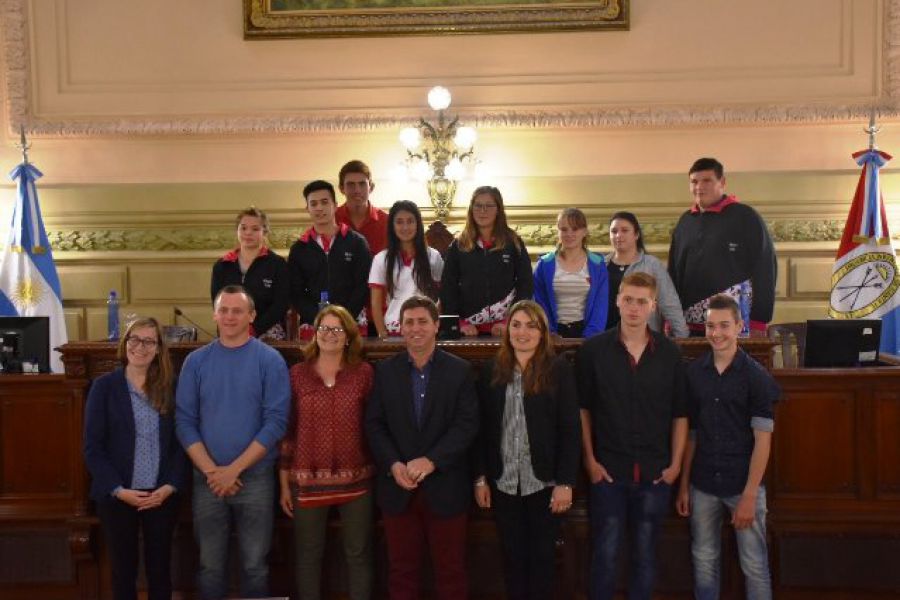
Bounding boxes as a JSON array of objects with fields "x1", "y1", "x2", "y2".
[{"x1": 4, "y1": 0, "x2": 900, "y2": 137}]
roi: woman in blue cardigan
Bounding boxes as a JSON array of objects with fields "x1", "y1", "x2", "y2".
[
  {"x1": 83, "y1": 317, "x2": 187, "y2": 600},
  {"x1": 533, "y1": 208, "x2": 609, "y2": 338}
]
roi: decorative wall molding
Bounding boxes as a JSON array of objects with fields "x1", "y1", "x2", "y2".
[
  {"x1": 45, "y1": 219, "x2": 877, "y2": 253},
  {"x1": 3, "y1": 0, "x2": 900, "y2": 137}
]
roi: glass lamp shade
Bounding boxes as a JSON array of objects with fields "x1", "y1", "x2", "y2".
[
  {"x1": 427, "y1": 86, "x2": 452, "y2": 111},
  {"x1": 399, "y1": 127, "x2": 421, "y2": 150},
  {"x1": 445, "y1": 158, "x2": 466, "y2": 181},
  {"x1": 411, "y1": 158, "x2": 435, "y2": 182},
  {"x1": 389, "y1": 163, "x2": 410, "y2": 184},
  {"x1": 453, "y1": 126, "x2": 477, "y2": 150}
]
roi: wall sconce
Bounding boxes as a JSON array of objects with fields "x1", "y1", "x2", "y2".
[{"x1": 398, "y1": 86, "x2": 478, "y2": 219}]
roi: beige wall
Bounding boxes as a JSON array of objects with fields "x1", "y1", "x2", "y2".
[{"x1": 1, "y1": 0, "x2": 899, "y2": 340}]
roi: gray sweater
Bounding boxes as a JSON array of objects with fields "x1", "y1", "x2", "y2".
[{"x1": 605, "y1": 250, "x2": 689, "y2": 337}]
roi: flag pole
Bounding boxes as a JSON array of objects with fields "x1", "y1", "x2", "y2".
[
  {"x1": 865, "y1": 108, "x2": 879, "y2": 151},
  {"x1": 15, "y1": 124, "x2": 30, "y2": 165}
]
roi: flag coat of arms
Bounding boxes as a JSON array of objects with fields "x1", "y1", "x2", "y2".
[
  {"x1": 829, "y1": 148, "x2": 900, "y2": 355},
  {"x1": 0, "y1": 162, "x2": 68, "y2": 372}
]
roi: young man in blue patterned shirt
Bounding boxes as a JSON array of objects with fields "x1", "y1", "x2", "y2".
[{"x1": 676, "y1": 294, "x2": 780, "y2": 600}]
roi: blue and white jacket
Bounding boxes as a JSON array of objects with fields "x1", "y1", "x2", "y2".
[{"x1": 533, "y1": 250, "x2": 609, "y2": 338}]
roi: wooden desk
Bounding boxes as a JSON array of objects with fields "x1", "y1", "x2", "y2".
[{"x1": 1, "y1": 340, "x2": 897, "y2": 599}]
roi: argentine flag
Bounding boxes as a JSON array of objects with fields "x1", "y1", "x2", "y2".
[
  {"x1": 0, "y1": 162, "x2": 67, "y2": 372},
  {"x1": 828, "y1": 148, "x2": 900, "y2": 355}
]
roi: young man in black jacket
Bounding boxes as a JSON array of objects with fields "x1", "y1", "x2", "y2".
[
  {"x1": 668, "y1": 157, "x2": 777, "y2": 337},
  {"x1": 288, "y1": 180, "x2": 371, "y2": 337}
]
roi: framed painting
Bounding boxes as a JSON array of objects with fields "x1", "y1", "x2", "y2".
[{"x1": 243, "y1": 0, "x2": 629, "y2": 38}]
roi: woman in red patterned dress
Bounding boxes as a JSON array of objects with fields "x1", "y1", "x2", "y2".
[{"x1": 279, "y1": 304, "x2": 374, "y2": 600}]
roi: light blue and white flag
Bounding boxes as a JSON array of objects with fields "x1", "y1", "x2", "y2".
[
  {"x1": 0, "y1": 162, "x2": 67, "y2": 372},
  {"x1": 828, "y1": 149, "x2": 900, "y2": 355}
]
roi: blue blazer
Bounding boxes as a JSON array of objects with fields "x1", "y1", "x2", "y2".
[
  {"x1": 83, "y1": 368, "x2": 188, "y2": 501},
  {"x1": 533, "y1": 250, "x2": 609, "y2": 337}
]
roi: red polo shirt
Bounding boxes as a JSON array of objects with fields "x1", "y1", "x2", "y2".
[{"x1": 335, "y1": 202, "x2": 388, "y2": 255}]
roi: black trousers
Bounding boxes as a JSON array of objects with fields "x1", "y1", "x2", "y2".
[
  {"x1": 492, "y1": 486, "x2": 561, "y2": 600},
  {"x1": 95, "y1": 493, "x2": 179, "y2": 600}
]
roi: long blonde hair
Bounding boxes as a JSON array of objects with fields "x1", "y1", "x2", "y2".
[
  {"x1": 117, "y1": 317, "x2": 174, "y2": 415},
  {"x1": 457, "y1": 186, "x2": 522, "y2": 253}
]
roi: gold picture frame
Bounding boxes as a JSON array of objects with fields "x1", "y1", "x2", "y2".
[{"x1": 243, "y1": 0, "x2": 628, "y2": 39}]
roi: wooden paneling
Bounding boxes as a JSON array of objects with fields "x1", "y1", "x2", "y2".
[
  {"x1": 875, "y1": 389, "x2": 900, "y2": 497},
  {"x1": 773, "y1": 390, "x2": 857, "y2": 497},
  {"x1": 0, "y1": 375, "x2": 88, "y2": 519},
  {"x1": 2, "y1": 342, "x2": 899, "y2": 599}
]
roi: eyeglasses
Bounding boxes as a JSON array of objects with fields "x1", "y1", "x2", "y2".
[
  {"x1": 317, "y1": 325, "x2": 345, "y2": 336},
  {"x1": 126, "y1": 336, "x2": 159, "y2": 349},
  {"x1": 472, "y1": 203, "x2": 497, "y2": 212},
  {"x1": 620, "y1": 296, "x2": 653, "y2": 307}
]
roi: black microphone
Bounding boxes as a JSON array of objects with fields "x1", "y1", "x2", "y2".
[{"x1": 174, "y1": 307, "x2": 216, "y2": 340}]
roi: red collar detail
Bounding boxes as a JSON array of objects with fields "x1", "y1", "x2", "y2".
[
  {"x1": 298, "y1": 224, "x2": 350, "y2": 244},
  {"x1": 478, "y1": 237, "x2": 494, "y2": 250},
  {"x1": 401, "y1": 251, "x2": 415, "y2": 267},
  {"x1": 691, "y1": 194, "x2": 739, "y2": 214},
  {"x1": 222, "y1": 246, "x2": 270, "y2": 262}
]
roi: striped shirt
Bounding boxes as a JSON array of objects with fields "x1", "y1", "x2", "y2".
[
  {"x1": 496, "y1": 370, "x2": 552, "y2": 496},
  {"x1": 553, "y1": 259, "x2": 590, "y2": 324}
]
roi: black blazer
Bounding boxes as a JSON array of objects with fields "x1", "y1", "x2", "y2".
[
  {"x1": 365, "y1": 348, "x2": 479, "y2": 517},
  {"x1": 83, "y1": 368, "x2": 188, "y2": 501},
  {"x1": 475, "y1": 355, "x2": 581, "y2": 487}
]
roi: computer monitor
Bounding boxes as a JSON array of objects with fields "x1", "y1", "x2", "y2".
[
  {"x1": 0, "y1": 316, "x2": 51, "y2": 373},
  {"x1": 804, "y1": 319, "x2": 882, "y2": 368}
]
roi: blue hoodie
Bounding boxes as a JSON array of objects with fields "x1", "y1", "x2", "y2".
[{"x1": 533, "y1": 250, "x2": 609, "y2": 337}]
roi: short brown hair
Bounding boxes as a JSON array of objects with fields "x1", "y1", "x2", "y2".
[
  {"x1": 234, "y1": 206, "x2": 270, "y2": 233},
  {"x1": 339, "y1": 160, "x2": 372, "y2": 187},
  {"x1": 214, "y1": 284, "x2": 255, "y2": 312},
  {"x1": 619, "y1": 272, "x2": 657, "y2": 298},
  {"x1": 706, "y1": 294, "x2": 741, "y2": 322},
  {"x1": 303, "y1": 304, "x2": 364, "y2": 365},
  {"x1": 399, "y1": 295, "x2": 439, "y2": 323}
]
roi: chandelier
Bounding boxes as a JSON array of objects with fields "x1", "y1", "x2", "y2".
[{"x1": 398, "y1": 86, "x2": 478, "y2": 219}]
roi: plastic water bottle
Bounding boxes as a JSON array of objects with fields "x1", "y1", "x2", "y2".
[
  {"x1": 318, "y1": 291, "x2": 330, "y2": 314},
  {"x1": 738, "y1": 282, "x2": 751, "y2": 337},
  {"x1": 107, "y1": 290, "x2": 120, "y2": 341}
]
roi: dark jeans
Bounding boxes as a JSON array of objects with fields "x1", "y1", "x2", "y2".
[
  {"x1": 557, "y1": 320, "x2": 586, "y2": 338},
  {"x1": 96, "y1": 492, "x2": 179, "y2": 600},
  {"x1": 492, "y1": 486, "x2": 560, "y2": 600},
  {"x1": 588, "y1": 480, "x2": 672, "y2": 600}
]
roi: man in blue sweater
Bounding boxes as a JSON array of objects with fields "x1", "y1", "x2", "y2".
[{"x1": 176, "y1": 285, "x2": 290, "y2": 600}]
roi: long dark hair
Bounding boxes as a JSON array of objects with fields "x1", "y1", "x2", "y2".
[
  {"x1": 492, "y1": 300, "x2": 556, "y2": 396},
  {"x1": 458, "y1": 186, "x2": 522, "y2": 253},
  {"x1": 609, "y1": 211, "x2": 646, "y2": 252},
  {"x1": 385, "y1": 200, "x2": 439, "y2": 300},
  {"x1": 117, "y1": 317, "x2": 174, "y2": 415}
]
